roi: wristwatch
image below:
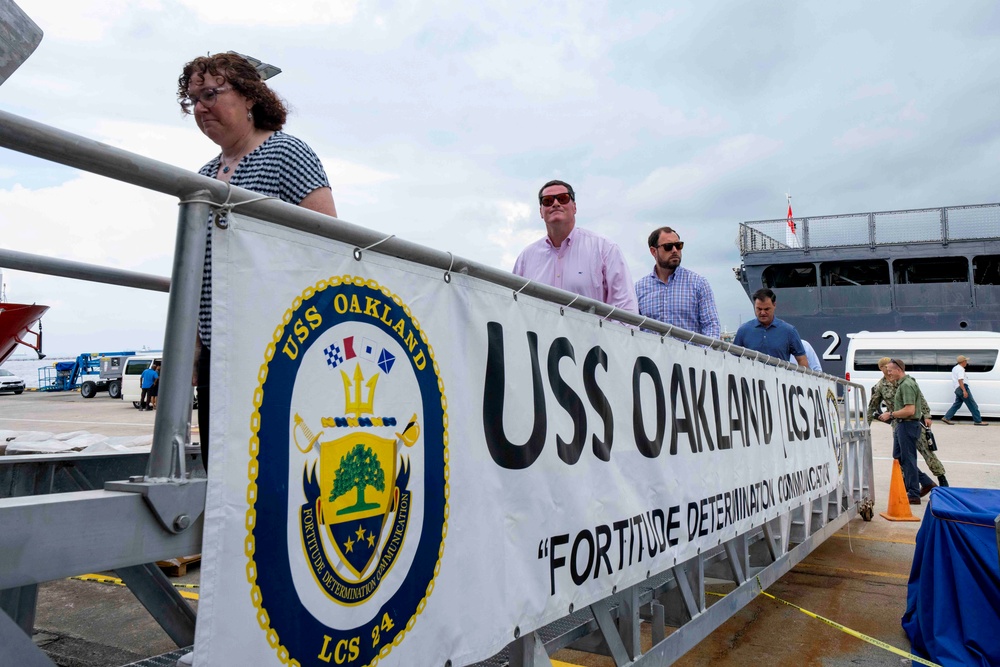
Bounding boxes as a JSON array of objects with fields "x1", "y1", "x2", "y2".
[{"x1": 888, "y1": 411, "x2": 893, "y2": 419}]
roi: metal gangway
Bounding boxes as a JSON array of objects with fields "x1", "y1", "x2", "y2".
[{"x1": 0, "y1": 107, "x2": 874, "y2": 667}]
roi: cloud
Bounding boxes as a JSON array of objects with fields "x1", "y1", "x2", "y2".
[
  {"x1": 832, "y1": 100, "x2": 926, "y2": 151},
  {"x1": 485, "y1": 201, "x2": 535, "y2": 269},
  {"x1": 17, "y1": 0, "x2": 162, "y2": 40},
  {"x1": 850, "y1": 82, "x2": 897, "y2": 100},
  {"x1": 627, "y1": 134, "x2": 783, "y2": 209},
  {"x1": 173, "y1": 0, "x2": 359, "y2": 26},
  {"x1": 832, "y1": 125, "x2": 915, "y2": 152}
]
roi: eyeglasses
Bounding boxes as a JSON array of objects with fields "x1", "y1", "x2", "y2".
[
  {"x1": 540, "y1": 192, "x2": 573, "y2": 207},
  {"x1": 181, "y1": 86, "x2": 232, "y2": 112},
  {"x1": 654, "y1": 242, "x2": 684, "y2": 252}
]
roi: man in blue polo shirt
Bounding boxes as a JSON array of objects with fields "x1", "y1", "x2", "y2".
[
  {"x1": 733, "y1": 288, "x2": 808, "y2": 366},
  {"x1": 139, "y1": 363, "x2": 159, "y2": 411}
]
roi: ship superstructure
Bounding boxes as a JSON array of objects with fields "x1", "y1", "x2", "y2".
[{"x1": 735, "y1": 202, "x2": 1000, "y2": 380}]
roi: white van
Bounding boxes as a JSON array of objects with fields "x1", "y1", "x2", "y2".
[{"x1": 845, "y1": 331, "x2": 1000, "y2": 418}]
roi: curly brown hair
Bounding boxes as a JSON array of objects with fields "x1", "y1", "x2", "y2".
[{"x1": 177, "y1": 53, "x2": 287, "y2": 131}]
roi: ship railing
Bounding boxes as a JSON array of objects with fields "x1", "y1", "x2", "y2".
[
  {"x1": 737, "y1": 201, "x2": 1000, "y2": 255},
  {"x1": 0, "y1": 108, "x2": 874, "y2": 667}
]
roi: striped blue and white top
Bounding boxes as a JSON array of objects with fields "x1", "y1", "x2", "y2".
[{"x1": 197, "y1": 131, "x2": 330, "y2": 348}]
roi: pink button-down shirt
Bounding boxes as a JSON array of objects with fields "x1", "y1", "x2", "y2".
[{"x1": 513, "y1": 226, "x2": 638, "y2": 313}]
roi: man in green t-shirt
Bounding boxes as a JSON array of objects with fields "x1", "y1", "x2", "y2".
[
  {"x1": 867, "y1": 357, "x2": 948, "y2": 487},
  {"x1": 877, "y1": 358, "x2": 937, "y2": 504}
]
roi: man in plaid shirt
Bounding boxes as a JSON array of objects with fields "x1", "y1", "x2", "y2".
[{"x1": 635, "y1": 226, "x2": 721, "y2": 338}]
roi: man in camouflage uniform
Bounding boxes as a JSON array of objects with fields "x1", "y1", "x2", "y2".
[{"x1": 867, "y1": 357, "x2": 949, "y2": 487}]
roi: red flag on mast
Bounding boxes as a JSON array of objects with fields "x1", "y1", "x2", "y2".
[{"x1": 787, "y1": 203, "x2": 796, "y2": 234}]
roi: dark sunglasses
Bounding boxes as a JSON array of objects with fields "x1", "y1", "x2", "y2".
[
  {"x1": 540, "y1": 192, "x2": 573, "y2": 207},
  {"x1": 654, "y1": 241, "x2": 684, "y2": 252}
]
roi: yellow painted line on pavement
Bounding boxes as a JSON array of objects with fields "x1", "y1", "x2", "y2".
[
  {"x1": 709, "y1": 579, "x2": 941, "y2": 667},
  {"x1": 71, "y1": 573, "x2": 200, "y2": 600}
]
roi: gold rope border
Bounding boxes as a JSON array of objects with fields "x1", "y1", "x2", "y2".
[{"x1": 244, "y1": 274, "x2": 451, "y2": 667}]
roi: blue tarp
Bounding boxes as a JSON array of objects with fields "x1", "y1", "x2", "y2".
[{"x1": 902, "y1": 487, "x2": 1000, "y2": 666}]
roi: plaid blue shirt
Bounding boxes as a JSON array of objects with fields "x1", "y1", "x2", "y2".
[{"x1": 635, "y1": 266, "x2": 721, "y2": 338}]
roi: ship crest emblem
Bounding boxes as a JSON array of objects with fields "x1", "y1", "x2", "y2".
[
  {"x1": 248, "y1": 276, "x2": 447, "y2": 666},
  {"x1": 296, "y1": 363, "x2": 419, "y2": 588}
]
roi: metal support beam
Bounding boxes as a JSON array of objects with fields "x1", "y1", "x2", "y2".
[
  {"x1": 618, "y1": 584, "x2": 641, "y2": 660},
  {"x1": 0, "y1": 607, "x2": 56, "y2": 667},
  {"x1": 104, "y1": 479, "x2": 206, "y2": 535},
  {"x1": 145, "y1": 198, "x2": 209, "y2": 481},
  {"x1": 115, "y1": 563, "x2": 196, "y2": 648},
  {"x1": 0, "y1": 452, "x2": 179, "y2": 500},
  {"x1": 589, "y1": 599, "x2": 631, "y2": 666},
  {"x1": 0, "y1": 248, "x2": 169, "y2": 292},
  {"x1": 507, "y1": 632, "x2": 554, "y2": 667},
  {"x1": 649, "y1": 599, "x2": 665, "y2": 646},
  {"x1": 0, "y1": 490, "x2": 203, "y2": 589},
  {"x1": 0, "y1": 583, "x2": 36, "y2": 634}
]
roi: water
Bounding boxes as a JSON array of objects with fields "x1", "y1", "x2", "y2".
[{"x1": 1, "y1": 356, "x2": 76, "y2": 389}]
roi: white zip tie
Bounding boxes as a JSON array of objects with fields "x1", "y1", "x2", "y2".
[
  {"x1": 178, "y1": 182, "x2": 277, "y2": 229},
  {"x1": 353, "y1": 233, "x2": 395, "y2": 261},
  {"x1": 443, "y1": 251, "x2": 454, "y2": 284}
]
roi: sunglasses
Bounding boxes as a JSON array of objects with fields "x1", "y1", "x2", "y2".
[
  {"x1": 654, "y1": 242, "x2": 684, "y2": 252},
  {"x1": 540, "y1": 192, "x2": 573, "y2": 207}
]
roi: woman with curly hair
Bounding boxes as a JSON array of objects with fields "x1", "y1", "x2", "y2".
[{"x1": 178, "y1": 52, "x2": 337, "y2": 469}]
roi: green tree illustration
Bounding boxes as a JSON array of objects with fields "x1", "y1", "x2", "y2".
[{"x1": 330, "y1": 444, "x2": 385, "y2": 515}]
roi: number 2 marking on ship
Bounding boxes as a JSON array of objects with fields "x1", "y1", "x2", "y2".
[{"x1": 822, "y1": 331, "x2": 842, "y2": 360}]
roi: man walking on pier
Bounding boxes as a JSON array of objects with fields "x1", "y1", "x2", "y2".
[
  {"x1": 513, "y1": 180, "x2": 637, "y2": 313},
  {"x1": 878, "y1": 359, "x2": 938, "y2": 504},
  {"x1": 941, "y1": 354, "x2": 988, "y2": 426},
  {"x1": 733, "y1": 288, "x2": 808, "y2": 366},
  {"x1": 868, "y1": 357, "x2": 948, "y2": 488},
  {"x1": 635, "y1": 226, "x2": 720, "y2": 338}
]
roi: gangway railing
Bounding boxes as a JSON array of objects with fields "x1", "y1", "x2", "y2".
[
  {"x1": 737, "y1": 201, "x2": 1000, "y2": 254},
  {"x1": 0, "y1": 108, "x2": 874, "y2": 667}
]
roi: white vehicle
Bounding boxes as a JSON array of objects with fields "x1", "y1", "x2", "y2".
[
  {"x1": 845, "y1": 331, "x2": 1000, "y2": 417},
  {"x1": 0, "y1": 368, "x2": 25, "y2": 395}
]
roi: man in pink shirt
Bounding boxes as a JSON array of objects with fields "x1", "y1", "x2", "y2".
[{"x1": 513, "y1": 180, "x2": 638, "y2": 313}]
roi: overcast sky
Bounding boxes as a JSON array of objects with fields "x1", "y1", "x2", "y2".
[{"x1": 2, "y1": 1, "x2": 999, "y2": 357}]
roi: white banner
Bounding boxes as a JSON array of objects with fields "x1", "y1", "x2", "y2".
[{"x1": 193, "y1": 214, "x2": 843, "y2": 667}]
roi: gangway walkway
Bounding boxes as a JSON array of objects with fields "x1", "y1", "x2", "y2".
[{"x1": 0, "y1": 106, "x2": 873, "y2": 667}]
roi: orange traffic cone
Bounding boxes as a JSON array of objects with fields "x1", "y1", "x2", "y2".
[{"x1": 879, "y1": 459, "x2": 921, "y2": 522}]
